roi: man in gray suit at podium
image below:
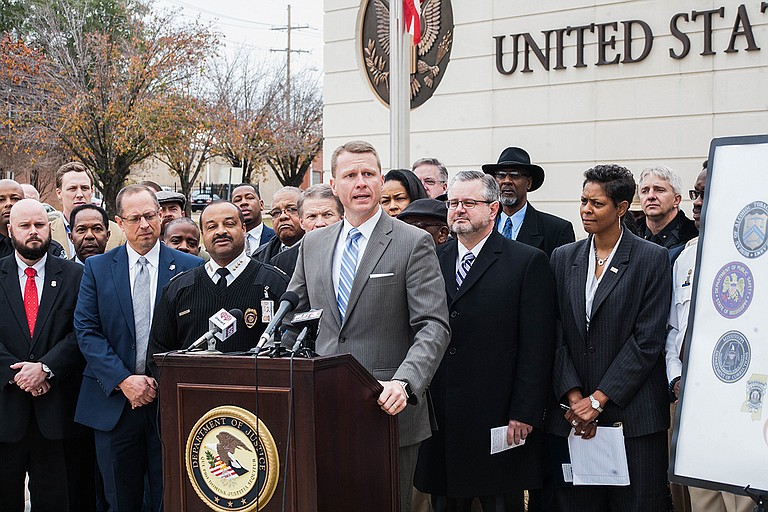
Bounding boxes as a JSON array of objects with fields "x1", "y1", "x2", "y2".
[{"x1": 287, "y1": 141, "x2": 450, "y2": 512}]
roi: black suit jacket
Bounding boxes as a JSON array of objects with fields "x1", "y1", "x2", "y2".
[
  {"x1": 269, "y1": 243, "x2": 299, "y2": 277},
  {"x1": 0, "y1": 254, "x2": 86, "y2": 442},
  {"x1": 496, "y1": 203, "x2": 575, "y2": 257},
  {"x1": 546, "y1": 231, "x2": 671, "y2": 438},
  {"x1": 415, "y1": 231, "x2": 557, "y2": 496}
]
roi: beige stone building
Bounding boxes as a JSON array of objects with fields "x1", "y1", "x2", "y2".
[{"x1": 323, "y1": 0, "x2": 768, "y2": 236}]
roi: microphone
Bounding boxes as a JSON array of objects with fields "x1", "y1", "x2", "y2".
[
  {"x1": 255, "y1": 291, "x2": 299, "y2": 351},
  {"x1": 290, "y1": 308, "x2": 323, "y2": 353},
  {"x1": 185, "y1": 308, "x2": 243, "y2": 352}
]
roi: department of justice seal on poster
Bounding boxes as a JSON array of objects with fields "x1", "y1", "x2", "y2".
[
  {"x1": 733, "y1": 201, "x2": 768, "y2": 258},
  {"x1": 711, "y1": 331, "x2": 751, "y2": 383},
  {"x1": 186, "y1": 406, "x2": 279, "y2": 512},
  {"x1": 711, "y1": 261, "x2": 754, "y2": 318}
]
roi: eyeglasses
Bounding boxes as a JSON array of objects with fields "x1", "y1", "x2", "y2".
[
  {"x1": 689, "y1": 189, "x2": 705, "y2": 200},
  {"x1": 495, "y1": 171, "x2": 529, "y2": 181},
  {"x1": 405, "y1": 220, "x2": 445, "y2": 229},
  {"x1": 269, "y1": 206, "x2": 299, "y2": 219},
  {"x1": 421, "y1": 178, "x2": 445, "y2": 187},
  {"x1": 445, "y1": 199, "x2": 493, "y2": 210},
  {"x1": 118, "y1": 211, "x2": 159, "y2": 225}
]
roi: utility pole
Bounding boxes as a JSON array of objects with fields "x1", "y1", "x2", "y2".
[{"x1": 271, "y1": 5, "x2": 309, "y2": 122}]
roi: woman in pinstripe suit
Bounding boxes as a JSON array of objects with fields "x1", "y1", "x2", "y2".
[{"x1": 547, "y1": 164, "x2": 672, "y2": 512}]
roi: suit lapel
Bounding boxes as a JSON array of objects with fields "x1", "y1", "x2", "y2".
[
  {"x1": 516, "y1": 204, "x2": 544, "y2": 249},
  {"x1": 0, "y1": 256, "x2": 30, "y2": 342},
  {"x1": 157, "y1": 245, "x2": 175, "y2": 303},
  {"x1": 112, "y1": 246, "x2": 136, "y2": 340},
  {"x1": 30, "y1": 256, "x2": 63, "y2": 347},
  {"x1": 568, "y1": 239, "x2": 590, "y2": 343},
  {"x1": 590, "y1": 232, "x2": 633, "y2": 318},
  {"x1": 343, "y1": 214, "x2": 392, "y2": 324},
  {"x1": 439, "y1": 240, "x2": 458, "y2": 302},
  {"x1": 452, "y1": 231, "x2": 501, "y2": 305},
  {"x1": 321, "y1": 223, "x2": 343, "y2": 330}
]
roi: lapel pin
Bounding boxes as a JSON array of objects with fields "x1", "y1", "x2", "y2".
[
  {"x1": 51, "y1": 280, "x2": 57, "y2": 287},
  {"x1": 610, "y1": 267, "x2": 618, "y2": 273},
  {"x1": 169, "y1": 264, "x2": 176, "y2": 271}
]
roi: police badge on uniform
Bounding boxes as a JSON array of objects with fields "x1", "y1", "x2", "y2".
[
  {"x1": 244, "y1": 308, "x2": 258, "y2": 329},
  {"x1": 741, "y1": 374, "x2": 767, "y2": 421},
  {"x1": 733, "y1": 201, "x2": 768, "y2": 259},
  {"x1": 711, "y1": 331, "x2": 751, "y2": 383},
  {"x1": 711, "y1": 262, "x2": 754, "y2": 319}
]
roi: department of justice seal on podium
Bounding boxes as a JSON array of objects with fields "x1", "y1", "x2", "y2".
[{"x1": 186, "y1": 406, "x2": 279, "y2": 511}]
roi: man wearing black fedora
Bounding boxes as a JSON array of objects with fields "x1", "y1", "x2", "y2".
[{"x1": 482, "y1": 147, "x2": 574, "y2": 257}]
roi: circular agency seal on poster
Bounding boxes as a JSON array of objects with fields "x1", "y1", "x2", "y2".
[
  {"x1": 186, "y1": 406, "x2": 279, "y2": 512},
  {"x1": 711, "y1": 261, "x2": 754, "y2": 318},
  {"x1": 733, "y1": 201, "x2": 768, "y2": 259},
  {"x1": 711, "y1": 331, "x2": 751, "y2": 383},
  {"x1": 359, "y1": 0, "x2": 454, "y2": 109}
]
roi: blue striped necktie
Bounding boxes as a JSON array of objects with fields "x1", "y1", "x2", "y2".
[
  {"x1": 337, "y1": 228, "x2": 362, "y2": 322},
  {"x1": 456, "y1": 251, "x2": 475, "y2": 289},
  {"x1": 502, "y1": 217, "x2": 514, "y2": 239}
]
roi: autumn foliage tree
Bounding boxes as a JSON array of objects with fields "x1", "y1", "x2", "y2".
[
  {"x1": 264, "y1": 69, "x2": 323, "y2": 188},
  {"x1": 150, "y1": 86, "x2": 221, "y2": 216},
  {"x1": 20, "y1": 0, "x2": 218, "y2": 215},
  {"x1": 212, "y1": 52, "x2": 284, "y2": 185}
]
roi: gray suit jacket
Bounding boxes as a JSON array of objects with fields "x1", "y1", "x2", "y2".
[
  {"x1": 546, "y1": 231, "x2": 671, "y2": 438},
  {"x1": 287, "y1": 211, "x2": 450, "y2": 446}
]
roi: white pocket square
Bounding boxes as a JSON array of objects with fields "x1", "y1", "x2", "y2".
[{"x1": 369, "y1": 273, "x2": 394, "y2": 278}]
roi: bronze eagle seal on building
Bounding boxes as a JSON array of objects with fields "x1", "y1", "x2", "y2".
[{"x1": 360, "y1": 0, "x2": 454, "y2": 109}]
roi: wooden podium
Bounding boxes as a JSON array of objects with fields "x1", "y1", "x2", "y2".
[{"x1": 155, "y1": 353, "x2": 399, "y2": 512}]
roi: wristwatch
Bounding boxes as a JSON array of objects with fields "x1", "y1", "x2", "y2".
[
  {"x1": 40, "y1": 363, "x2": 53, "y2": 380},
  {"x1": 394, "y1": 380, "x2": 411, "y2": 399},
  {"x1": 589, "y1": 394, "x2": 603, "y2": 413}
]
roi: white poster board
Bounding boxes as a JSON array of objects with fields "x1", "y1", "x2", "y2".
[{"x1": 671, "y1": 135, "x2": 768, "y2": 496}]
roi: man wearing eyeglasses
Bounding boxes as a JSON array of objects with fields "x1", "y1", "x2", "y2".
[
  {"x1": 415, "y1": 171, "x2": 556, "y2": 512},
  {"x1": 253, "y1": 187, "x2": 305, "y2": 265},
  {"x1": 637, "y1": 165, "x2": 698, "y2": 263},
  {"x1": 482, "y1": 147, "x2": 574, "y2": 258},
  {"x1": 74, "y1": 184, "x2": 203, "y2": 511},
  {"x1": 397, "y1": 198, "x2": 450, "y2": 246},
  {"x1": 412, "y1": 157, "x2": 449, "y2": 200},
  {"x1": 271, "y1": 184, "x2": 344, "y2": 277}
]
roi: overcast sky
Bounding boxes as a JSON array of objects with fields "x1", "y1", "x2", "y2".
[{"x1": 155, "y1": 0, "x2": 324, "y2": 71}]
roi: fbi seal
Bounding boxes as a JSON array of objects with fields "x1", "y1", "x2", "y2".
[
  {"x1": 186, "y1": 406, "x2": 279, "y2": 511},
  {"x1": 711, "y1": 262, "x2": 754, "y2": 319},
  {"x1": 712, "y1": 331, "x2": 751, "y2": 383},
  {"x1": 733, "y1": 201, "x2": 768, "y2": 258}
]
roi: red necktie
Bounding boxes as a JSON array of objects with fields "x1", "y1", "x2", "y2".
[{"x1": 24, "y1": 267, "x2": 39, "y2": 337}]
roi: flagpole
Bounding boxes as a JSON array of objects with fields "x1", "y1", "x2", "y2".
[{"x1": 389, "y1": 0, "x2": 410, "y2": 169}]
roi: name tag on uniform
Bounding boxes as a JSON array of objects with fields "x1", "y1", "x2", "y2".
[{"x1": 261, "y1": 300, "x2": 274, "y2": 323}]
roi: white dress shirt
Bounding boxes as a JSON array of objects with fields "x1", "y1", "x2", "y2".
[
  {"x1": 332, "y1": 207, "x2": 382, "y2": 295},
  {"x1": 126, "y1": 241, "x2": 160, "y2": 317},
  {"x1": 206, "y1": 250, "x2": 250, "y2": 287},
  {"x1": 16, "y1": 253, "x2": 47, "y2": 303},
  {"x1": 585, "y1": 229, "x2": 623, "y2": 330},
  {"x1": 246, "y1": 224, "x2": 264, "y2": 256}
]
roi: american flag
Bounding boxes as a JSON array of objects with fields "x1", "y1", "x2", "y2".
[{"x1": 209, "y1": 455, "x2": 237, "y2": 479}]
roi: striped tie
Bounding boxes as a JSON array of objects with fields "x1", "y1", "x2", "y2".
[
  {"x1": 502, "y1": 217, "x2": 514, "y2": 239},
  {"x1": 456, "y1": 251, "x2": 475, "y2": 289},
  {"x1": 337, "y1": 228, "x2": 362, "y2": 322},
  {"x1": 132, "y1": 257, "x2": 151, "y2": 374}
]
